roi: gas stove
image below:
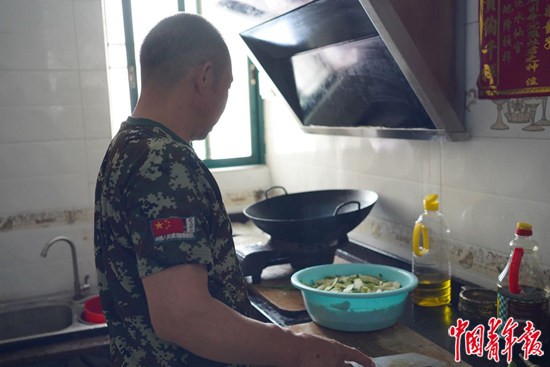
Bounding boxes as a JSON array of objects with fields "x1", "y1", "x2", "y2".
[{"x1": 232, "y1": 221, "x2": 346, "y2": 283}]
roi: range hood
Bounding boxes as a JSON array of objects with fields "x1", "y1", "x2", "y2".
[{"x1": 240, "y1": 0, "x2": 468, "y2": 141}]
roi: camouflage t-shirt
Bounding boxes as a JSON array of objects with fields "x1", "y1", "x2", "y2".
[{"x1": 94, "y1": 117, "x2": 251, "y2": 366}]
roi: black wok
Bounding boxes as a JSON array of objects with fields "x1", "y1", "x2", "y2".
[{"x1": 243, "y1": 187, "x2": 378, "y2": 243}]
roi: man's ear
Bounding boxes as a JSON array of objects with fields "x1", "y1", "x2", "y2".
[{"x1": 194, "y1": 61, "x2": 214, "y2": 94}]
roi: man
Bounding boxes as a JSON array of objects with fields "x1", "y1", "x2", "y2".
[{"x1": 94, "y1": 12, "x2": 375, "y2": 367}]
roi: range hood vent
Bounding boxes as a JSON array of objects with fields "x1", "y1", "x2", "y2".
[{"x1": 240, "y1": 0, "x2": 468, "y2": 141}]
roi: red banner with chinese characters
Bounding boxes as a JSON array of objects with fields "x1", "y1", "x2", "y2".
[{"x1": 478, "y1": 0, "x2": 550, "y2": 99}]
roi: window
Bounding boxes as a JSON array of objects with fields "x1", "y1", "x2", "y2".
[{"x1": 103, "y1": 0, "x2": 264, "y2": 168}]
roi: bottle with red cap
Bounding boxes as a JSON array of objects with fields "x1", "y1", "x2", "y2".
[{"x1": 496, "y1": 222, "x2": 550, "y2": 344}]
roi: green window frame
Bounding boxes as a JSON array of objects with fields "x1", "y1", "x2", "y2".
[{"x1": 120, "y1": 0, "x2": 265, "y2": 169}]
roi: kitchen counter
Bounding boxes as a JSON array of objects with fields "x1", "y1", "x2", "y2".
[
  {"x1": 0, "y1": 332, "x2": 109, "y2": 366},
  {"x1": 288, "y1": 322, "x2": 470, "y2": 366},
  {"x1": 246, "y1": 240, "x2": 548, "y2": 367},
  {"x1": 3, "y1": 234, "x2": 546, "y2": 366}
]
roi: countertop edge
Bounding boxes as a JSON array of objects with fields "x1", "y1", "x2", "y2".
[{"x1": 0, "y1": 335, "x2": 109, "y2": 366}]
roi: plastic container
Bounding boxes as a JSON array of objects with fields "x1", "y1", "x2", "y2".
[
  {"x1": 291, "y1": 263, "x2": 418, "y2": 332},
  {"x1": 411, "y1": 194, "x2": 452, "y2": 307},
  {"x1": 82, "y1": 296, "x2": 106, "y2": 324},
  {"x1": 458, "y1": 287, "x2": 497, "y2": 321},
  {"x1": 497, "y1": 222, "x2": 549, "y2": 342}
]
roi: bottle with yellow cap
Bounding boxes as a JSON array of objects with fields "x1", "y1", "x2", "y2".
[
  {"x1": 411, "y1": 194, "x2": 452, "y2": 306},
  {"x1": 497, "y1": 222, "x2": 549, "y2": 344}
]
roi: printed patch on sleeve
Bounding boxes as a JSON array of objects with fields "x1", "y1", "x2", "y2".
[{"x1": 150, "y1": 217, "x2": 195, "y2": 243}]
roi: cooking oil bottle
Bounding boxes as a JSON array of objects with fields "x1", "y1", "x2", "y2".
[
  {"x1": 411, "y1": 194, "x2": 452, "y2": 307},
  {"x1": 497, "y1": 222, "x2": 549, "y2": 343}
]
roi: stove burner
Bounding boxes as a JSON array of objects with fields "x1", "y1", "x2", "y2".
[
  {"x1": 268, "y1": 237, "x2": 339, "y2": 252},
  {"x1": 236, "y1": 236, "x2": 346, "y2": 283}
]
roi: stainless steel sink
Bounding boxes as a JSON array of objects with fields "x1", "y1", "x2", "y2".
[
  {"x1": 0, "y1": 302, "x2": 73, "y2": 341},
  {"x1": 0, "y1": 294, "x2": 107, "y2": 348}
]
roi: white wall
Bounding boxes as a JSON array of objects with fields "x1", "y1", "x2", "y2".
[
  {"x1": 0, "y1": 0, "x2": 548, "y2": 302},
  {"x1": 263, "y1": 0, "x2": 550, "y2": 289},
  {"x1": 0, "y1": 0, "x2": 111, "y2": 301}
]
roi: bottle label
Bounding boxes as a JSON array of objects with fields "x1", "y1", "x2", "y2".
[{"x1": 497, "y1": 293, "x2": 549, "y2": 337}]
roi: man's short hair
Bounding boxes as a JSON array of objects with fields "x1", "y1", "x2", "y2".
[{"x1": 139, "y1": 13, "x2": 229, "y2": 88}]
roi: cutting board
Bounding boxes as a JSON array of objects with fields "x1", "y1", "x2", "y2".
[
  {"x1": 247, "y1": 263, "x2": 305, "y2": 313},
  {"x1": 346, "y1": 353, "x2": 446, "y2": 367},
  {"x1": 246, "y1": 256, "x2": 350, "y2": 313},
  {"x1": 372, "y1": 353, "x2": 446, "y2": 367},
  {"x1": 289, "y1": 322, "x2": 471, "y2": 366}
]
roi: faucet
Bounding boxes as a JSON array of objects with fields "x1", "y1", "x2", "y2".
[{"x1": 41, "y1": 236, "x2": 90, "y2": 300}]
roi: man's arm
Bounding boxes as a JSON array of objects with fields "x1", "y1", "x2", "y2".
[{"x1": 142, "y1": 263, "x2": 375, "y2": 367}]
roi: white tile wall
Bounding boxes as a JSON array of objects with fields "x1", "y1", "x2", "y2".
[
  {"x1": 0, "y1": 106, "x2": 85, "y2": 143},
  {"x1": 0, "y1": 221, "x2": 96, "y2": 300},
  {"x1": 0, "y1": 141, "x2": 87, "y2": 179},
  {"x1": 0, "y1": 71, "x2": 82, "y2": 107},
  {"x1": 0, "y1": 33, "x2": 78, "y2": 70},
  {"x1": 73, "y1": 0, "x2": 107, "y2": 71},
  {"x1": 211, "y1": 165, "x2": 272, "y2": 214},
  {"x1": 0, "y1": 0, "x2": 110, "y2": 301},
  {"x1": 0, "y1": 0, "x2": 75, "y2": 35}
]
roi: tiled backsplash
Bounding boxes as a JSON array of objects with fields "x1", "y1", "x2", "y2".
[
  {"x1": 350, "y1": 217, "x2": 550, "y2": 290},
  {"x1": 0, "y1": 208, "x2": 90, "y2": 232},
  {"x1": 0, "y1": 212, "x2": 96, "y2": 302}
]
